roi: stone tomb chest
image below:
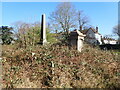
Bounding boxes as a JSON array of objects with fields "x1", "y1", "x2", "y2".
[{"x1": 69, "y1": 29, "x2": 86, "y2": 52}]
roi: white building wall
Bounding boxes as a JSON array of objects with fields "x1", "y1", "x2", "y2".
[
  {"x1": 103, "y1": 40, "x2": 117, "y2": 44},
  {"x1": 109, "y1": 41, "x2": 117, "y2": 44},
  {"x1": 104, "y1": 40, "x2": 109, "y2": 44},
  {"x1": 95, "y1": 33, "x2": 102, "y2": 45}
]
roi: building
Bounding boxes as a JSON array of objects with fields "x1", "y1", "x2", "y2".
[
  {"x1": 102, "y1": 37, "x2": 117, "y2": 44},
  {"x1": 81, "y1": 27, "x2": 102, "y2": 45}
]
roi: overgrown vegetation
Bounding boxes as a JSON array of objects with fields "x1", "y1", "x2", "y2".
[
  {"x1": 1, "y1": 2, "x2": 120, "y2": 88},
  {"x1": 5, "y1": 22, "x2": 58, "y2": 48},
  {"x1": 2, "y1": 43, "x2": 120, "y2": 88}
]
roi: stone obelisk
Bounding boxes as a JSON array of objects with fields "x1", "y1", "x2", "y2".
[{"x1": 40, "y1": 14, "x2": 47, "y2": 45}]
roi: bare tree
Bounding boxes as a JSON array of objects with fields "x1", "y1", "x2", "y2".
[
  {"x1": 77, "y1": 10, "x2": 89, "y2": 31},
  {"x1": 12, "y1": 21, "x2": 39, "y2": 47},
  {"x1": 12, "y1": 21, "x2": 30, "y2": 38},
  {"x1": 113, "y1": 24, "x2": 120, "y2": 43},
  {"x1": 50, "y1": 23, "x2": 62, "y2": 33},
  {"x1": 49, "y1": 2, "x2": 77, "y2": 35},
  {"x1": 113, "y1": 24, "x2": 120, "y2": 37}
]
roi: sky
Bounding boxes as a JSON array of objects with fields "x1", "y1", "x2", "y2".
[
  {"x1": 1, "y1": 0, "x2": 119, "y2": 2},
  {"x1": 1, "y1": 2, "x2": 118, "y2": 38}
]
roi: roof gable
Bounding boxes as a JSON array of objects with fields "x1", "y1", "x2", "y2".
[{"x1": 81, "y1": 27, "x2": 101, "y2": 35}]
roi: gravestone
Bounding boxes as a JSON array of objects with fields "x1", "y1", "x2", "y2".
[
  {"x1": 69, "y1": 29, "x2": 86, "y2": 52},
  {"x1": 40, "y1": 14, "x2": 47, "y2": 45}
]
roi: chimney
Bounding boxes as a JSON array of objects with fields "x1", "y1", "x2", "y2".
[
  {"x1": 79, "y1": 25, "x2": 82, "y2": 31},
  {"x1": 96, "y1": 27, "x2": 98, "y2": 33}
]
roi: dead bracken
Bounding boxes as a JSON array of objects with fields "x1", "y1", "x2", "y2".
[{"x1": 2, "y1": 44, "x2": 120, "y2": 88}]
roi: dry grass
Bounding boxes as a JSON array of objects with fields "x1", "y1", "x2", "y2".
[{"x1": 1, "y1": 44, "x2": 120, "y2": 88}]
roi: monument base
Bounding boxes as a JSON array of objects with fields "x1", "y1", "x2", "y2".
[{"x1": 38, "y1": 40, "x2": 49, "y2": 45}]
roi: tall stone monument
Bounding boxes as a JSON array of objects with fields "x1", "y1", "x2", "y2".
[{"x1": 40, "y1": 14, "x2": 47, "y2": 45}]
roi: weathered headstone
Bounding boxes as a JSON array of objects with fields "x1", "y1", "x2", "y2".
[
  {"x1": 69, "y1": 29, "x2": 86, "y2": 52},
  {"x1": 40, "y1": 14, "x2": 47, "y2": 45}
]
